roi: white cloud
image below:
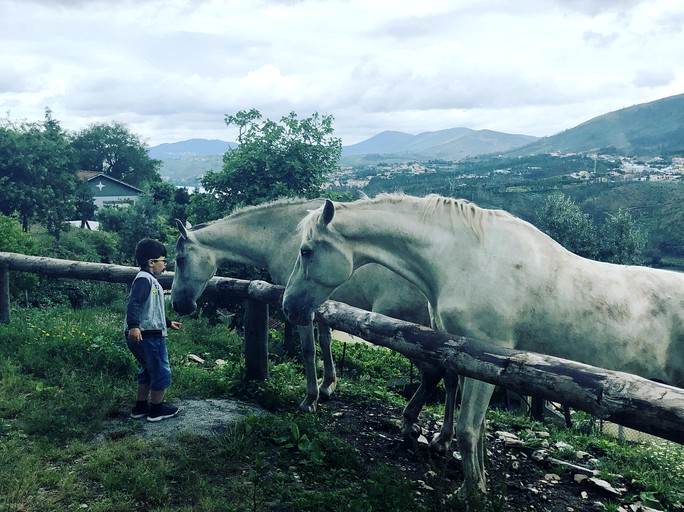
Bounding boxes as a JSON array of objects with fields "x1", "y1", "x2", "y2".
[{"x1": 0, "y1": 0, "x2": 682, "y2": 146}]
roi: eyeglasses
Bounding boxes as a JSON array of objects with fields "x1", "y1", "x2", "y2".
[{"x1": 149, "y1": 257, "x2": 167, "y2": 263}]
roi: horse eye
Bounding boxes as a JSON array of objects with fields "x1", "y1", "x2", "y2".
[{"x1": 300, "y1": 248, "x2": 312, "y2": 259}]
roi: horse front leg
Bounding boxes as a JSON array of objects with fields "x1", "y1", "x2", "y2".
[
  {"x1": 316, "y1": 322, "x2": 337, "y2": 399},
  {"x1": 429, "y1": 370, "x2": 459, "y2": 453},
  {"x1": 297, "y1": 324, "x2": 319, "y2": 412},
  {"x1": 455, "y1": 378, "x2": 495, "y2": 502},
  {"x1": 402, "y1": 361, "x2": 444, "y2": 439}
]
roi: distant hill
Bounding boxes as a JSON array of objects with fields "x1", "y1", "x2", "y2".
[
  {"x1": 149, "y1": 93, "x2": 684, "y2": 185},
  {"x1": 148, "y1": 139, "x2": 237, "y2": 186},
  {"x1": 342, "y1": 127, "x2": 538, "y2": 163},
  {"x1": 508, "y1": 93, "x2": 684, "y2": 157},
  {"x1": 149, "y1": 130, "x2": 538, "y2": 184},
  {"x1": 149, "y1": 139, "x2": 237, "y2": 159}
]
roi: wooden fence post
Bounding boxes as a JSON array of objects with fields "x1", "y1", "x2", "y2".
[
  {"x1": 283, "y1": 320, "x2": 299, "y2": 356},
  {"x1": 531, "y1": 395, "x2": 545, "y2": 421},
  {"x1": 243, "y1": 298, "x2": 269, "y2": 380},
  {"x1": 0, "y1": 268, "x2": 9, "y2": 324}
]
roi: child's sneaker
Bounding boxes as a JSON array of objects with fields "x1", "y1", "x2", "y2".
[
  {"x1": 130, "y1": 402, "x2": 150, "y2": 419},
  {"x1": 147, "y1": 403, "x2": 179, "y2": 422}
]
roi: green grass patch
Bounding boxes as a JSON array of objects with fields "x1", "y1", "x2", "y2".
[{"x1": 0, "y1": 305, "x2": 682, "y2": 511}]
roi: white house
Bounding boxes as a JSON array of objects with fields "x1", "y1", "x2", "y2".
[{"x1": 77, "y1": 171, "x2": 142, "y2": 208}]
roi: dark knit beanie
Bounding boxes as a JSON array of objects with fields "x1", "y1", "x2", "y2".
[{"x1": 135, "y1": 238, "x2": 167, "y2": 267}]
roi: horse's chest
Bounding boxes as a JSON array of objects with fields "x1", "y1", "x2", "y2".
[{"x1": 432, "y1": 305, "x2": 507, "y2": 344}]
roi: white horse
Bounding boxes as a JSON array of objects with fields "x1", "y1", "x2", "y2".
[
  {"x1": 170, "y1": 198, "x2": 459, "y2": 443},
  {"x1": 282, "y1": 193, "x2": 684, "y2": 500}
]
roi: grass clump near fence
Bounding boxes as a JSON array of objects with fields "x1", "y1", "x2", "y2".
[{"x1": 0, "y1": 303, "x2": 682, "y2": 511}]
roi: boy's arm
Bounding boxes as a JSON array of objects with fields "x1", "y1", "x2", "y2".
[{"x1": 126, "y1": 278, "x2": 151, "y2": 332}]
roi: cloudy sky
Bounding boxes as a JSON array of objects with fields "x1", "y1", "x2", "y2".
[{"x1": 2, "y1": 0, "x2": 683, "y2": 147}]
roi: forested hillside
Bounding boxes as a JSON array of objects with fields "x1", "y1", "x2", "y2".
[
  {"x1": 508, "y1": 93, "x2": 684, "y2": 157},
  {"x1": 346, "y1": 154, "x2": 684, "y2": 269}
]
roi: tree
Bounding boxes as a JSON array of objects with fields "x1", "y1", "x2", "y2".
[
  {"x1": 170, "y1": 186, "x2": 191, "y2": 225},
  {"x1": 97, "y1": 193, "x2": 171, "y2": 264},
  {"x1": 537, "y1": 193, "x2": 599, "y2": 259},
  {"x1": 538, "y1": 193, "x2": 647, "y2": 265},
  {"x1": 200, "y1": 109, "x2": 341, "y2": 216},
  {"x1": 74, "y1": 180, "x2": 96, "y2": 227},
  {"x1": 598, "y1": 209, "x2": 645, "y2": 264},
  {"x1": 0, "y1": 109, "x2": 78, "y2": 235},
  {"x1": 71, "y1": 121, "x2": 162, "y2": 188}
]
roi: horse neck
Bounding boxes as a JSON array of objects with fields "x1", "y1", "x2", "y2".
[
  {"x1": 196, "y1": 200, "x2": 320, "y2": 283},
  {"x1": 334, "y1": 203, "x2": 471, "y2": 304}
]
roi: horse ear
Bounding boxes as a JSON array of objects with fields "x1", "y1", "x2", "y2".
[
  {"x1": 321, "y1": 199, "x2": 335, "y2": 226},
  {"x1": 176, "y1": 218, "x2": 190, "y2": 240}
]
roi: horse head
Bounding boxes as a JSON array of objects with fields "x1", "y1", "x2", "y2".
[
  {"x1": 171, "y1": 219, "x2": 217, "y2": 316},
  {"x1": 283, "y1": 199, "x2": 354, "y2": 325}
]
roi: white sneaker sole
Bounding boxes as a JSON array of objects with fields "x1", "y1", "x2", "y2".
[{"x1": 146, "y1": 410, "x2": 179, "y2": 422}]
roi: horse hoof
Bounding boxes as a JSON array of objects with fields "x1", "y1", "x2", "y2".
[
  {"x1": 298, "y1": 400, "x2": 317, "y2": 413},
  {"x1": 318, "y1": 381, "x2": 337, "y2": 399},
  {"x1": 401, "y1": 422, "x2": 422, "y2": 440},
  {"x1": 455, "y1": 484, "x2": 488, "y2": 510},
  {"x1": 429, "y1": 436, "x2": 452, "y2": 455}
]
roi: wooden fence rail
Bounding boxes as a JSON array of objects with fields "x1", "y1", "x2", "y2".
[
  {"x1": 1, "y1": 252, "x2": 683, "y2": 444},
  {"x1": 0, "y1": 252, "x2": 270, "y2": 380}
]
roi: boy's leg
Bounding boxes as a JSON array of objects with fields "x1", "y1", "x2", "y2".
[
  {"x1": 137, "y1": 383, "x2": 151, "y2": 402},
  {"x1": 151, "y1": 389, "x2": 165, "y2": 404},
  {"x1": 127, "y1": 339, "x2": 151, "y2": 418},
  {"x1": 148, "y1": 391, "x2": 179, "y2": 422},
  {"x1": 145, "y1": 336, "x2": 179, "y2": 422}
]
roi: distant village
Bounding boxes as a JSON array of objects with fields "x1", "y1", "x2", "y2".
[{"x1": 328, "y1": 155, "x2": 684, "y2": 190}]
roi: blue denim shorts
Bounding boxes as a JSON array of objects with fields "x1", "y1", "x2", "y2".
[{"x1": 126, "y1": 335, "x2": 172, "y2": 390}]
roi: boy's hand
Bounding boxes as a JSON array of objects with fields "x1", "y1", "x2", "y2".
[
  {"x1": 170, "y1": 321, "x2": 182, "y2": 330},
  {"x1": 127, "y1": 327, "x2": 143, "y2": 343}
]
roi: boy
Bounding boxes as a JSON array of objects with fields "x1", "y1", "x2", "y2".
[{"x1": 125, "y1": 238, "x2": 182, "y2": 422}]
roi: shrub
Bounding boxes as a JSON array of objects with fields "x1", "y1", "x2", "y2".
[{"x1": 0, "y1": 214, "x2": 40, "y2": 297}]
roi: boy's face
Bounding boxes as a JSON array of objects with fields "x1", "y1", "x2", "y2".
[{"x1": 148, "y1": 256, "x2": 167, "y2": 275}]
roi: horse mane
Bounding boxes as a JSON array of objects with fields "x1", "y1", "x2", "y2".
[
  {"x1": 189, "y1": 197, "x2": 318, "y2": 232},
  {"x1": 299, "y1": 193, "x2": 514, "y2": 241}
]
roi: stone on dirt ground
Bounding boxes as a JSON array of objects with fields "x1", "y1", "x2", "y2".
[{"x1": 101, "y1": 399, "x2": 266, "y2": 441}]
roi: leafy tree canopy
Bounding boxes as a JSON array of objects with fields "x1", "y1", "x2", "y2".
[
  {"x1": 598, "y1": 209, "x2": 646, "y2": 265},
  {"x1": 0, "y1": 109, "x2": 78, "y2": 235},
  {"x1": 537, "y1": 193, "x2": 599, "y2": 259},
  {"x1": 71, "y1": 121, "x2": 162, "y2": 188},
  {"x1": 96, "y1": 192, "x2": 173, "y2": 264},
  {"x1": 199, "y1": 109, "x2": 341, "y2": 218},
  {"x1": 537, "y1": 193, "x2": 645, "y2": 264}
]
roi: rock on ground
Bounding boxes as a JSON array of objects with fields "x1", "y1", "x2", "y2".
[{"x1": 100, "y1": 399, "x2": 265, "y2": 441}]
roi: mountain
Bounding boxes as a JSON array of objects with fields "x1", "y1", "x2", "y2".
[
  {"x1": 149, "y1": 139, "x2": 237, "y2": 159},
  {"x1": 342, "y1": 127, "x2": 538, "y2": 163},
  {"x1": 149, "y1": 93, "x2": 684, "y2": 185},
  {"x1": 150, "y1": 129, "x2": 539, "y2": 184},
  {"x1": 149, "y1": 139, "x2": 237, "y2": 186},
  {"x1": 507, "y1": 93, "x2": 684, "y2": 157}
]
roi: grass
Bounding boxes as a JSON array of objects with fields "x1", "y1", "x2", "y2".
[{"x1": 0, "y1": 303, "x2": 682, "y2": 511}]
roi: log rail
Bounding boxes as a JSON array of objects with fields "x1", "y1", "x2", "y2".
[{"x1": 1, "y1": 251, "x2": 683, "y2": 444}]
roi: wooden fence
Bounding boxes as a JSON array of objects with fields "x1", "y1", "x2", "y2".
[{"x1": 1, "y1": 251, "x2": 683, "y2": 444}]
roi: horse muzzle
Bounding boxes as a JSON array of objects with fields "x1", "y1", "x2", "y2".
[
  {"x1": 282, "y1": 293, "x2": 315, "y2": 326},
  {"x1": 172, "y1": 298, "x2": 197, "y2": 316}
]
